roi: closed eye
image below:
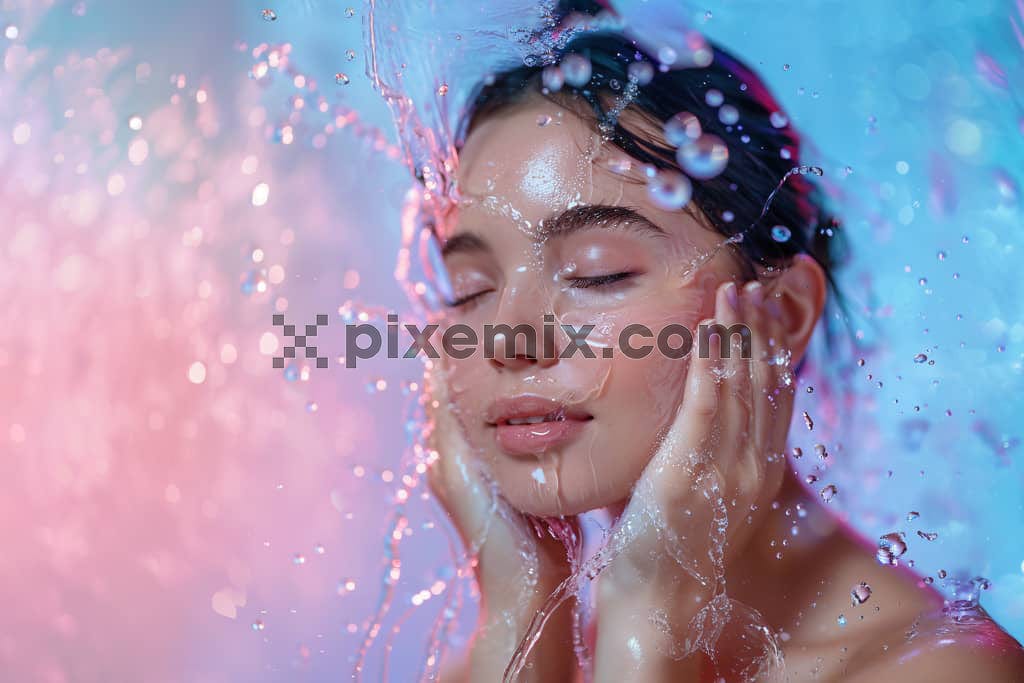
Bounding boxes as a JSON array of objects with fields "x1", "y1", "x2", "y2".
[
  {"x1": 566, "y1": 272, "x2": 636, "y2": 289},
  {"x1": 444, "y1": 289, "x2": 493, "y2": 308}
]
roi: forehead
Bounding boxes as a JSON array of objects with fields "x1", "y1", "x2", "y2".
[{"x1": 450, "y1": 99, "x2": 721, "y2": 253}]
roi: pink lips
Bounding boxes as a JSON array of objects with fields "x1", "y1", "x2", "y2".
[{"x1": 485, "y1": 394, "x2": 593, "y2": 457}]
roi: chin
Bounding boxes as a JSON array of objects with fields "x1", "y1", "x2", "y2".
[{"x1": 492, "y1": 453, "x2": 638, "y2": 518}]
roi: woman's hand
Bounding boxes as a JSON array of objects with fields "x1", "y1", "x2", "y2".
[
  {"x1": 593, "y1": 278, "x2": 794, "y2": 681},
  {"x1": 424, "y1": 360, "x2": 579, "y2": 682}
]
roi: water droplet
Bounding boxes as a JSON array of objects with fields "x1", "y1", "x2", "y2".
[
  {"x1": 916, "y1": 530, "x2": 938, "y2": 541},
  {"x1": 770, "y1": 111, "x2": 789, "y2": 128},
  {"x1": 345, "y1": 49, "x2": 356, "y2": 61},
  {"x1": 851, "y1": 582, "x2": 872, "y2": 606},
  {"x1": 906, "y1": 511, "x2": 920, "y2": 521},
  {"x1": 335, "y1": 72, "x2": 350, "y2": 85},
  {"x1": 305, "y1": 401, "x2": 318, "y2": 413},
  {"x1": 536, "y1": 114, "x2": 551, "y2": 127},
  {"x1": 937, "y1": 250, "x2": 947, "y2": 261},
  {"x1": 837, "y1": 614, "x2": 847, "y2": 627},
  {"x1": 877, "y1": 532, "x2": 908, "y2": 566},
  {"x1": 805, "y1": 474, "x2": 818, "y2": 484},
  {"x1": 542, "y1": 65, "x2": 565, "y2": 92},
  {"x1": 783, "y1": 63, "x2": 791, "y2": 71},
  {"x1": 128, "y1": 114, "x2": 143, "y2": 131},
  {"x1": 718, "y1": 104, "x2": 739, "y2": 125},
  {"x1": 771, "y1": 225, "x2": 792, "y2": 243},
  {"x1": 914, "y1": 353, "x2": 927, "y2": 363},
  {"x1": 802, "y1": 411, "x2": 814, "y2": 430},
  {"x1": 814, "y1": 443, "x2": 829, "y2": 460},
  {"x1": 791, "y1": 446, "x2": 803, "y2": 458},
  {"x1": 338, "y1": 578, "x2": 357, "y2": 594},
  {"x1": 261, "y1": 8, "x2": 277, "y2": 21},
  {"x1": 664, "y1": 112, "x2": 702, "y2": 146},
  {"x1": 819, "y1": 484, "x2": 838, "y2": 502},
  {"x1": 938, "y1": 569, "x2": 947, "y2": 579},
  {"x1": 437, "y1": 83, "x2": 449, "y2": 96},
  {"x1": 252, "y1": 619, "x2": 265, "y2": 631},
  {"x1": 561, "y1": 54, "x2": 592, "y2": 87},
  {"x1": 627, "y1": 60, "x2": 654, "y2": 86},
  {"x1": 676, "y1": 134, "x2": 729, "y2": 179},
  {"x1": 647, "y1": 170, "x2": 692, "y2": 210},
  {"x1": 705, "y1": 89, "x2": 724, "y2": 107},
  {"x1": 293, "y1": 553, "x2": 306, "y2": 565},
  {"x1": 314, "y1": 543, "x2": 325, "y2": 554}
]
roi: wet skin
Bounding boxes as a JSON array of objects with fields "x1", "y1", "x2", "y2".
[{"x1": 426, "y1": 99, "x2": 1024, "y2": 681}]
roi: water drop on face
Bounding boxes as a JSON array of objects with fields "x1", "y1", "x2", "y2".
[
  {"x1": 771, "y1": 225, "x2": 792, "y2": 242},
  {"x1": 561, "y1": 54, "x2": 592, "y2": 87},
  {"x1": 664, "y1": 111, "x2": 702, "y2": 146},
  {"x1": 718, "y1": 104, "x2": 739, "y2": 125},
  {"x1": 851, "y1": 582, "x2": 872, "y2": 606},
  {"x1": 261, "y1": 8, "x2": 277, "y2": 21},
  {"x1": 770, "y1": 111, "x2": 789, "y2": 128},
  {"x1": 676, "y1": 134, "x2": 729, "y2": 179},
  {"x1": 705, "y1": 89, "x2": 724, "y2": 106},
  {"x1": 819, "y1": 484, "x2": 838, "y2": 502},
  {"x1": 627, "y1": 60, "x2": 654, "y2": 85},
  {"x1": 335, "y1": 72, "x2": 350, "y2": 85},
  {"x1": 647, "y1": 169, "x2": 692, "y2": 210},
  {"x1": 542, "y1": 65, "x2": 565, "y2": 92}
]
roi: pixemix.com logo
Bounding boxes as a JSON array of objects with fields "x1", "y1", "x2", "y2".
[{"x1": 272, "y1": 314, "x2": 752, "y2": 369}]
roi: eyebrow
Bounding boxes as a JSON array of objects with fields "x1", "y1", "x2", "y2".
[{"x1": 440, "y1": 204, "x2": 665, "y2": 257}]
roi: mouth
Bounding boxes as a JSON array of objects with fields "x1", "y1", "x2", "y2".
[{"x1": 486, "y1": 395, "x2": 593, "y2": 457}]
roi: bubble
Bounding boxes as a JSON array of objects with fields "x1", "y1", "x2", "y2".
[
  {"x1": 627, "y1": 60, "x2": 654, "y2": 85},
  {"x1": 261, "y1": 8, "x2": 277, "y2": 21},
  {"x1": 561, "y1": 54, "x2": 592, "y2": 87},
  {"x1": 819, "y1": 484, "x2": 838, "y2": 502},
  {"x1": 541, "y1": 65, "x2": 564, "y2": 92},
  {"x1": 646, "y1": 170, "x2": 692, "y2": 210},
  {"x1": 851, "y1": 582, "x2": 872, "y2": 606},
  {"x1": 335, "y1": 72, "x2": 350, "y2": 85},
  {"x1": 705, "y1": 89, "x2": 724, "y2": 107},
  {"x1": 771, "y1": 225, "x2": 792, "y2": 243},
  {"x1": 769, "y1": 111, "x2": 789, "y2": 128},
  {"x1": 663, "y1": 112, "x2": 702, "y2": 146},
  {"x1": 657, "y1": 45, "x2": 678, "y2": 66},
  {"x1": 676, "y1": 134, "x2": 729, "y2": 179},
  {"x1": 916, "y1": 530, "x2": 938, "y2": 541},
  {"x1": 718, "y1": 104, "x2": 739, "y2": 125}
]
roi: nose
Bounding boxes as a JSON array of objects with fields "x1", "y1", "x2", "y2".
[{"x1": 488, "y1": 309, "x2": 558, "y2": 372}]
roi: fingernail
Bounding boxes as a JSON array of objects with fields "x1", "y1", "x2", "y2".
[
  {"x1": 744, "y1": 280, "x2": 763, "y2": 305},
  {"x1": 725, "y1": 281, "x2": 739, "y2": 309}
]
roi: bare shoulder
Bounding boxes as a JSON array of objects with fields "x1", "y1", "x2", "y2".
[{"x1": 843, "y1": 605, "x2": 1024, "y2": 682}]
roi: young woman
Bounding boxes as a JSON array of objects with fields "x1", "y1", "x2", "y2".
[{"x1": 419, "y1": 5, "x2": 1024, "y2": 681}]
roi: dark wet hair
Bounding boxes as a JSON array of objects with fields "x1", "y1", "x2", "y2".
[{"x1": 456, "y1": 1, "x2": 849, "y2": 350}]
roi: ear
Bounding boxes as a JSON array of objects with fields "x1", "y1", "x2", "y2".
[{"x1": 767, "y1": 254, "x2": 827, "y2": 365}]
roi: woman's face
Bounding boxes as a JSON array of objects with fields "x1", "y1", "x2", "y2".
[{"x1": 437, "y1": 99, "x2": 743, "y2": 517}]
